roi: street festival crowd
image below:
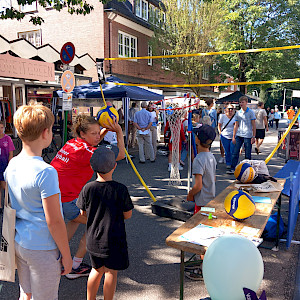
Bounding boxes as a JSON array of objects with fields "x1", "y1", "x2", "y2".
[{"x1": 1, "y1": 98, "x2": 299, "y2": 299}]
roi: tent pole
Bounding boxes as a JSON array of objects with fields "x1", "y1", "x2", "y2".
[{"x1": 187, "y1": 99, "x2": 192, "y2": 191}]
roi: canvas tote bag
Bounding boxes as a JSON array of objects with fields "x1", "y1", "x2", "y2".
[{"x1": 0, "y1": 183, "x2": 16, "y2": 282}]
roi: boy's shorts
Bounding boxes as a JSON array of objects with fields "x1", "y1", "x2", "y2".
[
  {"x1": 15, "y1": 242, "x2": 61, "y2": 299},
  {"x1": 62, "y1": 198, "x2": 80, "y2": 221},
  {"x1": 89, "y1": 249, "x2": 129, "y2": 271}
]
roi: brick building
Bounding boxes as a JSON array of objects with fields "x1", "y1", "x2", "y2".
[{"x1": 0, "y1": 0, "x2": 217, "y2": 104}]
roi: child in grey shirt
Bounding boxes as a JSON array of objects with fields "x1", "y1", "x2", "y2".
[{"x1": 187, "y1": 124, "x2": 217, "y2": 214}]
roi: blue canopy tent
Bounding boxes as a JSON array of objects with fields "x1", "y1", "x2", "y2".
[{"x1": 53, "y1": 75, "x2": 164, "y2": 150}]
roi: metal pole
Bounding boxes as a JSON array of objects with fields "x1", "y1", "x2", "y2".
[
  {"x1": 187, "y1": 99, "x2": 192, "y2": 191},
  {"x1": 283, "y1": 88, "x2": 286, "y2": 113},
  {"x1": 63, "y1": 111, "x2": 68, "y2": 144}
]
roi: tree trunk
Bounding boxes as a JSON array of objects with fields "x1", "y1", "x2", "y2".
[{"x1": 238, "y1": 53, "x2": 247, "y2": 94}]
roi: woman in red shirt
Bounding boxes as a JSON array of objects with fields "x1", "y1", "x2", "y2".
[{"x1": 51, "y1": 113, "x2": 125, "y2": 279}]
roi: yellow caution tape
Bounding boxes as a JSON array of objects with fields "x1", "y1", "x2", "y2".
[
  {"x1": 105, "y1": 78, "x2": 300, "y2": 88},
  {"x1": 104, "y1": 44, "x2": 300, "y2": 61},
  {"x1": 265, "y1": 109, "x2": 300, "y2": 164},
  {"x1": 124, "y1": 149, "x2": 157, "y2": 202}
]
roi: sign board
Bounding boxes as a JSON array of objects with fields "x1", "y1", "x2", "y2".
[
  {"x1": 62, "y1": 93, "x2": 72, "y2": 111},
  {"x1": 0, "y1": 53, "x2": 55, "y2": 82},
  {"x1": 61, "y1": 70, "x2": 75, "y2": 93},
  {"x1": 60, "y1": 42, "x2": 75, "y2": 65}
]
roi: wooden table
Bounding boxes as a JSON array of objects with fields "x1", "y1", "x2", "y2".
[{"x1": 166, "y1": 179, "x2": 285, "y2": 300}]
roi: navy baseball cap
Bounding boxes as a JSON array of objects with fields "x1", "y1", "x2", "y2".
[
  {"x1": 193, "y1": 124, "x2": 216, "y2": 145},
  {"x1": 90, "y1": 144, "x2": 119, "y2": 174}
]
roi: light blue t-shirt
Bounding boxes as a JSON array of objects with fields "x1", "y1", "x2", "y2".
[
  {"x1": 235, "y1": 107, "x2": 256, "y2": 138},
  {"x1": 4, "y1": 155, "x2": 62, "y2": 250}
]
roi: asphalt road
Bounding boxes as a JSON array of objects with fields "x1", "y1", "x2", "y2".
[{"x1": 1, "y1": 119, "x2": 299, "y2": 300}]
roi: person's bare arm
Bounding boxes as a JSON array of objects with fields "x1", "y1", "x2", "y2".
[
  {"x1": 134, "y1": 122, "x2": 141, "y2": 130},
  {"x1": 264, "y1": 116, "x2": 268, "y2": 131},
  {"x1": 251, "y1": 120, "x2": 256, "y2": 144},
  {"x1": 8, "y1": 151, "x2": 13, "y2": 162},
  {"x1": 145, "y1": 122, "x2": 152, "y2": 130},
  {"x1": 106, "y1": 118, "x2": 125, "y2": 160},
  {"x1": 232, "y1": 121, "x2": 239, "y2": 144},
  {"x1": 218, "y1": 122, "x2": 222, "y2": 135},
  {"x1": 187, "y1": 174, "x2": 202, "y2": 202},
  {"x1": 42, "y1": 194, "x2": 72, "y2": 275},
  {"x1": 123, "y1": 210, "x2": 132, "y2": 220}
]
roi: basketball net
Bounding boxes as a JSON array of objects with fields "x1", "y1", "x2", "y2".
[{"x1": 166, "y1": 104, "x2": 186, "y2": 185}]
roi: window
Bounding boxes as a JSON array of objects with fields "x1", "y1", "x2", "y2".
[
  {"x1": 118, "y1": 31, "x2": 137, "y2": 59},
  {"x1": 148, "y1": 45, "x2": 152, "y2": 66},
  {"x1": 135, "y1": 0, "x2": 141, "y2": 17},
  {"x1": 18, "y1": 30, "x2": 42, "y2": 47},
  {"x1": 149, "y1": 4, "x2": 155, "y2": 24},
  {"x1": 135, "y1": 0, "x2": 148, "y2": 20},
  {"x1": 162, "y1": 49, "x2": 172, "y2": 70},
  {"x1": 20, "y1": 0, "x2": 37, "y2": 12},
  {"x1": 202, "y1": 65, "x2": 209, "y2": 80},
  {"x1": 142, "y1": 0, "x2": 148, "y2": 20},
  {"x1": 0, "y1": 0, "x2": 11, "y2": 13}
]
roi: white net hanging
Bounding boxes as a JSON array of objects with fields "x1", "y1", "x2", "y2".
[{"x1": 166, "y1": 104, "x2": 187, "y2": 185}]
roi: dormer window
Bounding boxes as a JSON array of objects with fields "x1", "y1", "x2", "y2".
[{"x1": 136, "y1": 0, "x2": 148, "y2": 21}]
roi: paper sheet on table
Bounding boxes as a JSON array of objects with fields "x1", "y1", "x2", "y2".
[
  {"x1": 138, "y1": 129, "x2": 150, "y2": 135},
  {"x1": 180, "y1": 224, "x2": 263, "y2": 247}
]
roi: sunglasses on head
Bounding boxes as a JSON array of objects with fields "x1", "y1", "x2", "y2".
[{"x1": 228, "y1": 108, "x2": 234, "y2": 110}]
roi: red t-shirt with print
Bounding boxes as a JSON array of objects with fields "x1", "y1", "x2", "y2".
[{"x1": 51, "y1": 138, "x2": 96, "y2": 203}]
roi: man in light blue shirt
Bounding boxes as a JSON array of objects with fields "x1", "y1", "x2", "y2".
[
  {"x1": 227, "y1": 96, "x2": 256, "y2": 174},
  {"x1": 134, "y1": 101, "x2": 155, "y2": 163}
]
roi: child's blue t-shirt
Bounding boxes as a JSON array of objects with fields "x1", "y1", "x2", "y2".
[{"x1": 4, "y1": 155, "x2": 62, "y2": 250}]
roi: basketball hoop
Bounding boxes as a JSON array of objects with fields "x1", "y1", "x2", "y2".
[{"x1": 158, "y1": 100, "x2": 200, "y2": 185}]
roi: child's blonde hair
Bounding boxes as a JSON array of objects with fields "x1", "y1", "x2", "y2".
[
  {"x1": 72, "y1": 114, "x2": 99, "y2": 137},
  {"x1": 14, "y1": 103, "x2": 54, "y2": 142}
]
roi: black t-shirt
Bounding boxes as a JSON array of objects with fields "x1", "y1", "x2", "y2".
[{"x1": 77, "y1": 180, "x2": 134, "y2": 258}]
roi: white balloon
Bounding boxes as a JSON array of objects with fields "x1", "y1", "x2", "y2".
[{"x1": 203, "y1": 235, "x2": 264, "y2": 300}]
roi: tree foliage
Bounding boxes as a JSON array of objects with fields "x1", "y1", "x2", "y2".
[
  {"x1": 0, "y1": 0, "x2": 107, "y2": 25},
  {"x1": 215, "y1": 0, "x2": 300, "y2": 94},
  {"x1": 150, "y1": 0, "x2": 224, "y2": 96}
]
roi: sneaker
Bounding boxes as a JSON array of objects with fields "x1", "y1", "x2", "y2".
[
  {"x1": 226, "y1": 169, "x2": 234, "y2": 175},
  {"x1": 255, "y1": 147, "x2": 259, "y2": 155},
  {"x1": 185, "y1": 267, "x2": 203, "y2": 281},
  {"x1": 65, "y1": 263, "x2": 92, "y2": 279},
  {"x1": 218, "y1": 157, "x2": 224, "y2": 163}
]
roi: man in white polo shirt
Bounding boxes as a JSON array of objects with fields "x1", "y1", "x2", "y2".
[{"x1": 227, "y1": 96, "x2": 256, "y2": 174}]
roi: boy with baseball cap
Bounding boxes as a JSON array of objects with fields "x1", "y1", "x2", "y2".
[
  {"x1": 76, "y1": 145, "x2": 134, "y2": 300},
  {"x1": 187, "y1": 124, "x2": 217, "y2": 213},
  {"x1": 185, "y1": 124, "x2": 217, "y2": 280}
]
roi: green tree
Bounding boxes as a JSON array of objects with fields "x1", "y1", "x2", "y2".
[
  {"x1": 0, "y1": 0, "x2": 107, "y2": 25},
  {"x1": 150, "y1": 0, "x2": 224, "y2": 96},
  {"x1": 215, "y1": 0, "x2": 300, "y2": 94}
]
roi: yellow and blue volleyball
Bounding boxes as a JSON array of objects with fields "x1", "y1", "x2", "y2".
[
  {"x1": 96, "y1": 105, "x2": 119, "y2": 128},
  {"x1": 224, "y1": 190, "x2": 255, "y2": 220},
  {"x1": 234, "y1": 162, "x2": 256, "y2": 183}
]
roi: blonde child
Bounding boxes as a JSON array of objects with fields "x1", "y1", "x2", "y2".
[{"x1": 4, "y1": 104, "x2": 72, "y2": 300}]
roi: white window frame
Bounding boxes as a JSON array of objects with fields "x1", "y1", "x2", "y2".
[
  {"x1": 141, "y1": 0, "x2": 148, "y2": 20},
  {"x1": 162, "y1": 49, "x2": 172, "y2": 70},
  {"x1": 148, "y1": 45, "x2": 152, "y2": 66},
  {"x1": 45, "y1": 0, "x2": 65, "y2": 9},
  {"x1": 202, "y1": 65, "x2": 209, "y2": 80},
  {"x1": 118, "y1": 31, "x2": 137, "y2": 60},
  {"x1": 0, "y1": 0, "x2": 11, "y2": 13},
  {"x1": 135, "y1": 0, "x2": 141, "y2": 18},
  {"x1": 20, "y1": 0, "x2": 37, "y2": 13},
  {"x1": 18, "y1": 29, "x2": 42, "y2": 47},
  {"x1": 149, "y1": 4, "x2": 155, "y2": 24}
]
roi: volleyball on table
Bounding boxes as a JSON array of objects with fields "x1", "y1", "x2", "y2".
[
  {"x1": 234, "y1": 162, "x2": 256, "y2": 183},
  {"x1": 224, "y1": 190, "x2": 255, "y2": 221},
  {"x1": 96, "y1": 105, "x2": 119, "y2": 128}
]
